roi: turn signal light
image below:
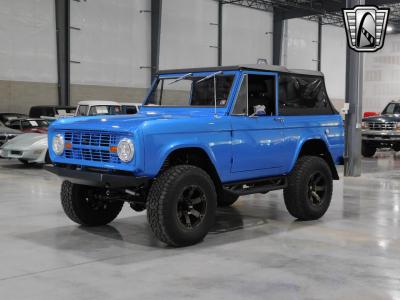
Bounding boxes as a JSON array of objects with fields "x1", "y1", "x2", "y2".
[
  {"x1": 109, "y1": 146, "x2": 118, "y2": 153},
  {"x1": 65, "y1": 142, "x2": 72, "y2": 149}
]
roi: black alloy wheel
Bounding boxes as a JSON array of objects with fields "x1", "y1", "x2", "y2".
[
  {"x1": 307, "y1": 171, "x2": 327, "y2": 207},
  {"x1": 177, "y1": 185, "x2": 207, "y2": 229}
]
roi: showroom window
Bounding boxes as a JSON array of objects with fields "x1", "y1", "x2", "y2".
[{"x1": 278, "y1": 74, "x2": 335, "y2": 116}]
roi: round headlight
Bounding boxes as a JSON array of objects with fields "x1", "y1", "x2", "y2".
[
  {"x1": 52, "y1": 134, "x2": 65, "y2": 156},
  {"x1": 117, "y1": 138, "x2": 134, "y2": 162}
]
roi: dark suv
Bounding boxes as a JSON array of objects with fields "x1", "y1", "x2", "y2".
[{"x1": 362, "y1": 101, "x2": 400, "y2": 157}]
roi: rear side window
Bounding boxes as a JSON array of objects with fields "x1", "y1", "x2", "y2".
[{"x1": 278, "y1": 74, "x2": 335, "y2": 116}]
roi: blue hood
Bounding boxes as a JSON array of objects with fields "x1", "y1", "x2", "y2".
[{"x1": 49, "y1": 110, "x2": 227, "y2": 133}]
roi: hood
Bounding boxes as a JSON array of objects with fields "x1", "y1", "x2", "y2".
[
  {"x1": 50, "y1": 111, "x2": 209, "y2": 132},
  {"x1": 2, "y1": 133, "x2": 47, "y2": 149},
  {"x1": 0, "y1": 126, "x2": 21, "y2": 134},
  {"x1": 363, "y1": 115, "x2": 400, "y2": 122}
]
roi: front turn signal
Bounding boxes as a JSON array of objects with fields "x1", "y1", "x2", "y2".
[{"x1": 109, "y1": 146, "x2": 118, "y2": 153}]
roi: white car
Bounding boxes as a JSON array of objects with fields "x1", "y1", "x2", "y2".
[
  {"x1": 0, "y1": 133, "x2": 49, "y2": 164},
  {"x1": 75, "y1": 100, "x2": 141, "y2": 116}
]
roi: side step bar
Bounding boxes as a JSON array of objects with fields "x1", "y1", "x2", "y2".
[{"x1": 223, "y1": 176, "x2": 287, "y2": 196}]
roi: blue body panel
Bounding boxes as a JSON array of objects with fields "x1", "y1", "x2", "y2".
[{"x1": 48, "y1": 69, "x2": 345, "y2": 183}]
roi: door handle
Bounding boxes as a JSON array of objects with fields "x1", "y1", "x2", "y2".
[{"x1": 274, "y1": 117, "x2": 284, "y2": 122}]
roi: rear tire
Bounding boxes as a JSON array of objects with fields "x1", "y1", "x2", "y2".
[
  {"x1": 362, "y1": 143, "x2": 376, "y2": 157},
  {"x1": 147, "y1": 165, "x2": 217, "y2": 247},
  {"x1": 61, "y1": 181, "x2": 124, "y2": 226},
  {"x1": 283, "y1": 156, "x2": 333, "y2": 221}
]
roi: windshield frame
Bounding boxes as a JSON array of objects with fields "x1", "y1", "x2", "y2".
[{"x1": 142, "y1": 70, "x2": 240, "y2": 110}]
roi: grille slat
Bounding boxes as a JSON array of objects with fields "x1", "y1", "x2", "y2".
[
  {"x1": 367, "y1": 122, "x2": 396, "y2": 131},
  {"x1": 62, "y1": 130, "x2": 127, "y2": 164}
]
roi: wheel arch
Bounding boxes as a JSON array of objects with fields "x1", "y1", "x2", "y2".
[
  {"x1": 158, "y1": 146, "x2": 223, "y2": 188},
  {"x1": 292, "y1": 138, "x2": 339, "y2": 180}
]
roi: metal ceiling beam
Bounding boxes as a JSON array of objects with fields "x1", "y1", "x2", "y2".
[{"x1": 220, "y1": 0, "x2": 400, "y2": 25}]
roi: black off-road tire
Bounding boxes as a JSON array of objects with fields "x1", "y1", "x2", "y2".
[
  {"x1": 217, "y1": 189, "x2": 239, "y2": 207},
  {"x1": 146, "y1": 165, "x2": 217, "y2": 247},
  {"x1": 61, "y1": 181, "x2": 124, "y2": 226},
  {"x1": 362, "y1": 144, "x2": 376, "y2": 158},
  {"x1": 283, "y1": 156, "x2": 333, "y2": 221}
]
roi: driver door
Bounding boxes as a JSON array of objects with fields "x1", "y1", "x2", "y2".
[{"x1": 230, "y1": 72, "x2": 288, "y2": 176}]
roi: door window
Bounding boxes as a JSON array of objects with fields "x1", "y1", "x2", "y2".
[
  {"x1": 232, "y1": 74, "x2": 276, "y2": 116},
  {"x1": 232, "y1": 75, "x2": 248, "y2": 115}
]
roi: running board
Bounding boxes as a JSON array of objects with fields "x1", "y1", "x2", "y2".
[{"x1": 223, "y1": 176, "x2": 287, "y2": 196}]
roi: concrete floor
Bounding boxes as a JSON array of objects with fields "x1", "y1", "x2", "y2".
[{"x1": 1, "y1": 153, "x2": 400, "y2": 300}]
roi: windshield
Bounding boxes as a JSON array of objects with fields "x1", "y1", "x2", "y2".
[
  {"x1": 88, "y1": 105, "x2": 122, "y2": 116},
  {"x1": 21, "y1": 120, "x2": 49, "y2": 128},
  {"x1": 382, "y1": 103, "x2": 400, "y2": 115},
  {"x1": 145, "y1": 74, "x2": 235, "y2": 107}
]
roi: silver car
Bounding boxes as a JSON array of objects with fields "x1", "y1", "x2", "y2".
[
  {"x1": 0, "y1": 123, "x2": 21, "y2": 147},
  {"x1": 0, "y1": 133, "x2": 49, "y2": 164}
]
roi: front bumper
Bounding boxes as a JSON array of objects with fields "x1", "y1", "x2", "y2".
[
  {"x1": 45, "y1": 165, "x2": 149, "y2": 189},
  {"x1": 362, "y1": 130, "x2": 400, "y2": 142},
  {"x1": 0, "y1": 148, "x2": 46, "y2": 163}
]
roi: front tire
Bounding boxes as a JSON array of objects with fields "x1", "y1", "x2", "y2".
[
  {"x1": 147, "y1": 165, "x2": 217, "y2": 247},
  {"x1": 362, "y1": 143, "x2": 376, "y2": 157},
  {"x1": 283, "y1": 156, "x2": 333, "y2": 221},
  {"x1": 61, "y1": 181, "x2": 124, "y2": 226}
]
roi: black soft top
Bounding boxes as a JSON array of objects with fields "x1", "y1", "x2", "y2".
[{"x1": 158, "y1": 64, "x2": 324, "y2": 77}]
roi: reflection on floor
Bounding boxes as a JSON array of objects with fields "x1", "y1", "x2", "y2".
[{"x1": 1, "y1": 151, "x2": 400, "y2": 299}]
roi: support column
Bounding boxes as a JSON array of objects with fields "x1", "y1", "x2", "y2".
[
  {"x1": 273, "y1": 10, "x2": 284, "y2": 65},
  {"x1": 317, "y1": 17, "x2": 322, "y2": 71},
  {"x1": 151, "y1": 0, "x2": 162, "y2": 82},
  {"x1": 344, "y1": 0, "x2": 365, "y2": 177},
  {"x1": 55, "y1": 0, "x2": 70, "y2": 106},
  {"x1": 218, "y1": 0, "x2": 223, "y2": 66}
]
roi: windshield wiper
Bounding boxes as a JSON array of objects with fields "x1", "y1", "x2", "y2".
[
  {"x1": 167, "y1": 73, "x2": 193, "y2": 85},
  {"x1": 196, "y1": 71, "x2": 223, "y2": 84}
]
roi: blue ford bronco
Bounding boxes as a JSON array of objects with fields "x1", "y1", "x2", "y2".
[{"x1": 47, "y1": 65, "x2": 344, "y2": 247}]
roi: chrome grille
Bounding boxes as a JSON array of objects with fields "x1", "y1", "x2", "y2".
[
  {"x1": 62, "y1": 130, "x2": 124, "y2": 164},
  {"x1": 367, "y1": 122, "x2": 396, "y2": 131}
]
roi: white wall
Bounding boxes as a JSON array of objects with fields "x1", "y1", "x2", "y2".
[
  {"x1": 222, "y1": 5, "x2": 273, "y2": 65},
  {"x1": 0, "y1": 0, "x2": 57, "y2": 83},
  {"x1": 70, "y1": 0, "x2": 151, "y2": 88},
  {"x1": 282, "y1": 18, "x2": 319, "y2": 70},
  {"x1": 363, "y1": 34, "x2": 400, "y2": 112},
  {"x1": 321, "y1": 25, "x2": 346, "y2": 101},
  {"x1": 159, "y1": 0, "x2": 218, "y2": 69}
]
